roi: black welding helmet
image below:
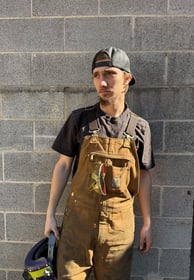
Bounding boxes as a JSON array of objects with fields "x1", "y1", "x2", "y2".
[{"x1": 22, "y1": 232, "x2": 57, "y2": 280}]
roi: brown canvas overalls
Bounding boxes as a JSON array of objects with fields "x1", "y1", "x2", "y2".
[{"x1": 57, "y1": 113, "x2": 140, "y2": 280}]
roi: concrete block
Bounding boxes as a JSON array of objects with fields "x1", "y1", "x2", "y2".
[
  {"x1": 2, "y1": 91, "x2": 65, "y2": 119},
  {"x1": 0, "y1": 0, "x2": 30, "y2": 17},
  {"x1": 0, "y1": 19, "x2": 64, "y2": 51},
  {"x1": 34, "y1": 183, "x2": 50, "y2": 212},
  {"x1": 150, "y1": 122, "x2": 163, "y2": 153},
  {"x1": 168, "y1": 53, "x2": 194, "y2": 86},
  {"x1": 152, "y1": 217, "x2": 192, "y2": 249},
  {"x1": 35, "y1": 183, "x2": 71, "y2": 213},
  {"x1": 6, "y1": 213, "x2": 45, "y2": 241},
  {"x1": 134, "y1": 17, "x2": 168, "y2": 51},
  {"x1": 151, "y1": 187, "x2": 162, "y2": 217},
  {"x1": 100, "y1": 0, "x2": 167, "y2": 14},
  {"x1": 130, "y1": 53, "x2": 166, "y2": 87},
  {"x1": 33, "y1": 0, "x2": 98, "y2": 16},
  {"x1": 132, "y1": 88, "x2": 194, "y2": 120},
  {"x1": 162, "y1": 187, "x2": 194, "y2": 217},
  {"x1": 0, "y1": 183, "x2": 34, "y2": 211},
  {"x1": 65, "y1": 17, "x2": 132, "y2": 51},
  {"x1": 4, "y1": 152, "x2": 58, "y2": 182},
  {"x1": 0, "y1": 271, "x2": 6, "y2": 280},
  {"x1": 168, "y1": 0, "x2": 194, "y2": 14},
  {"x1": 64, "y1": 90, "x2": 98, "y2": 117},
  {"x1": 168, "y1": 17, "x2": 194, "y2": 50},
  {"x1": 153, "y1": 154, "x2": 194, "y2": 186},
  {"x1": 8, "y1": 271, "x2": 24, "y2": 280},
  {"x1": 165, "y1": 121, "x2": 194, "y2": 153},
  {"x1": 159, "y1": 249, "x2": 190, "y2": 277},
  {"x1": 131, "y1": 248, "x2": 159, "y2": 275},
  {"x1": 134, "y1": 216, "x2": 192, "y2": 249},
  {"x1": 0, "y1": 213, "x2": 4, "y2": 240},
  {"x1": 35, "y1": 120, "x2": 64, "y2": 151},
  {"x1": 0, "y1": 54, "x2": 31, "y2": 86},
  {"x1": 134, "y1": 186, "x2": 161, "y2": 217},
  {"x1": 134, "y1": 17, "x2": 194, "y2": 51},
  {"x1": 0, "y1": 154, "x2": 2, "y2": 180},
  {"x1": 0, "y1": 242, "x2": 32, "y2": 269},
  {"x1": 32, "y1": 53, "x2": 93, "y2": 87},
  {"x1": 0, "y1": 120, "x2": 33, "y2": 151}
]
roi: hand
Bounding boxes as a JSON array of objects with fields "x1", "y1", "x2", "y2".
[
  {"x1": 138, "y1": 224, "x2": 152, "y2": 253},
  {"x1": 44, "y1": 215, "x2": 60, "y2": 240}
]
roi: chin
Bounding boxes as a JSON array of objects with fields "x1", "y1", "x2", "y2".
[{"x1": 99, "y1": 98, "x2": 111, "y2": 106}]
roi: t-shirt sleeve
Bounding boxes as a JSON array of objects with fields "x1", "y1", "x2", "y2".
[
  {"x1": 136, "y1": 120, "x2": 155, "y2": 170},
  {"x1": 52, "y1": 113, "x2": 79, "y2": 157}
]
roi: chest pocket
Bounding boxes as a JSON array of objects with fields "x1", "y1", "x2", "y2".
[{"x1": 89, "y1": 151, "x2": 134, "y2": 196}]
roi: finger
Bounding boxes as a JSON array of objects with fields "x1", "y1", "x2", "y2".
[
  {"x1": 138, "y1": 241, "x2": 146, "y2": 252},
  {"x1": 53, "y1": 228, "x2": 60, "y2": 240}
]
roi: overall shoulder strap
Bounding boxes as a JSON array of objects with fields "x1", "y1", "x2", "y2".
[
  {"x1": 86, "y1": 106, "x2": 99, "y2": 133},
  {"x1": 125, "y1": 112, "x2": 139, "y2": 138}
]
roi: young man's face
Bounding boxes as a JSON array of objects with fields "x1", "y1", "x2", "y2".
[{"x1": 92, "y1": 66, "x2": 132, "y2": 105}]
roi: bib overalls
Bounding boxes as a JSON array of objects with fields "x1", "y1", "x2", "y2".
[{"x1": 57, "y1": 114, "x2": 140, "y2": 280}]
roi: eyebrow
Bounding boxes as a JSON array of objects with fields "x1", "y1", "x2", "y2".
[{"x1": 93, "y1": 68, "x2": 117, "y2": 74}]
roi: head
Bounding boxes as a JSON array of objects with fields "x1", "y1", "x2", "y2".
[
  {"x1": 92, "y1": 47, "x2": 135, "y2": 105},
  {"x1": 92, "y1": 47, "x2": 135, "y2": 86}
]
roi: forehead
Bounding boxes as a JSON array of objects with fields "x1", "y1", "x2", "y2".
[{"x1": 92, "y1": 66, "x2": 122, "y2": 74}]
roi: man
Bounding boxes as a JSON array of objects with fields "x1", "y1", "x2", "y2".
[{"x1": 44, "y1": 46, "x2": 155, "y2": 280}]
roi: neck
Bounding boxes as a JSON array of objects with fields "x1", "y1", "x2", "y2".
[{"x1": 99, "y1": 102, "x2": 125, "y2": 117}]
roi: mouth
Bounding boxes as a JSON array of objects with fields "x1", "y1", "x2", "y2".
[{"x1": 99, "y1": 89, "x2": 111, "y2": 94}]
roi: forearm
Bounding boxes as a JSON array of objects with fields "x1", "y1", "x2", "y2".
[
  {"x1": 46, "y1": 163, "x2": 69, "y2": 217},
  {"x1": 137, "y1": 169, "x2": 152, "y2": 252},
  {"x1": 45, "y1": 155, "x2": 73, "y2": 238},
  {"x1": 138, "y1": 169, "x2": 152, "y2": 226}
]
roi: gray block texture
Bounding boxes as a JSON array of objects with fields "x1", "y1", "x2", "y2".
[
  {"x1": 0, "y1": 183, "x2": 34, "y2": 211},
  {"x1": 4, "y1": 152, "x2": 57, "y2": 182},
  {"x1": 134, "y1": 17, "x2": 194, "y2": 51},
  {"x1": 65, "y1": 17, "x2": 132, "y2": 51},
  {"x1": 100, "y1": 0, "x2": 167, "y2": 15},
  {"x1": 32, "y1": 0, "x2": 98, "y2": 16},
  {"x1": 0, "y1": 54, "x2": 31, "y2": 86},
  {"x1": 0, "y1": 19, "x2": 64, "y2": 52},
  {"x1": 0, "y1": 1, "x2": 194, "y2": 279},
  {"x1": 0, "y1": 0, "x2": 31, "y2": 17}
]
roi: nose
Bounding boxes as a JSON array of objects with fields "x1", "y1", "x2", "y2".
[{"x1": 99, "y1": 75, "x2": 107, "y2": 87}]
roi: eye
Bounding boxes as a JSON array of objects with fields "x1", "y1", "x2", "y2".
[
  {"x1": 105, "y1": 70, "x2": 116, "y2": 76},
  {"x1": 93, "y1": 72, "x2": 99, "y2": 78}
]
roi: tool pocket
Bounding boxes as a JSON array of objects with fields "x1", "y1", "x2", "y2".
[
  {"x1": 89, "y1": 152, "x2": 131, "y2": 195},
  {"x1": 90, "y1": 162, "x2": 105, "y2": 195},
  {"x1": 106, "y1": 165, "x2": 130, "y2": 194}
]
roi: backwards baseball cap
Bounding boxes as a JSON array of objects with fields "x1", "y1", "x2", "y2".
[{"x1": 92, "y1": 46, "x2": 135, "y2": 86}]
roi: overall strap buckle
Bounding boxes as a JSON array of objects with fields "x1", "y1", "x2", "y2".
[{"x1": 123, "y1": 112, "x2": 139, "y2": 141}]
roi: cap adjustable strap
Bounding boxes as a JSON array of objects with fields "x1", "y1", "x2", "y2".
[{"x1": 93, "y1": 60, "x2": 112, "y2": 69}]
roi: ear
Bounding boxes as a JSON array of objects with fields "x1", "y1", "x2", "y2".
[{"x1": 124, "y1": 73, "x2": 133, "y2": 85}]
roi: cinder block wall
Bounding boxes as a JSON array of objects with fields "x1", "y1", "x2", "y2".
[{"x1": 0, "y1": 1, "x2": 193, "y2": 279}]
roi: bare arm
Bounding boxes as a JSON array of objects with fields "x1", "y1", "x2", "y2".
[
  {"x1": 44, "y1": 154, "x2": 73, "y2": 239},
  {"x1": 137, "y1": 169, "x2": 152, "y2": 253}
]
